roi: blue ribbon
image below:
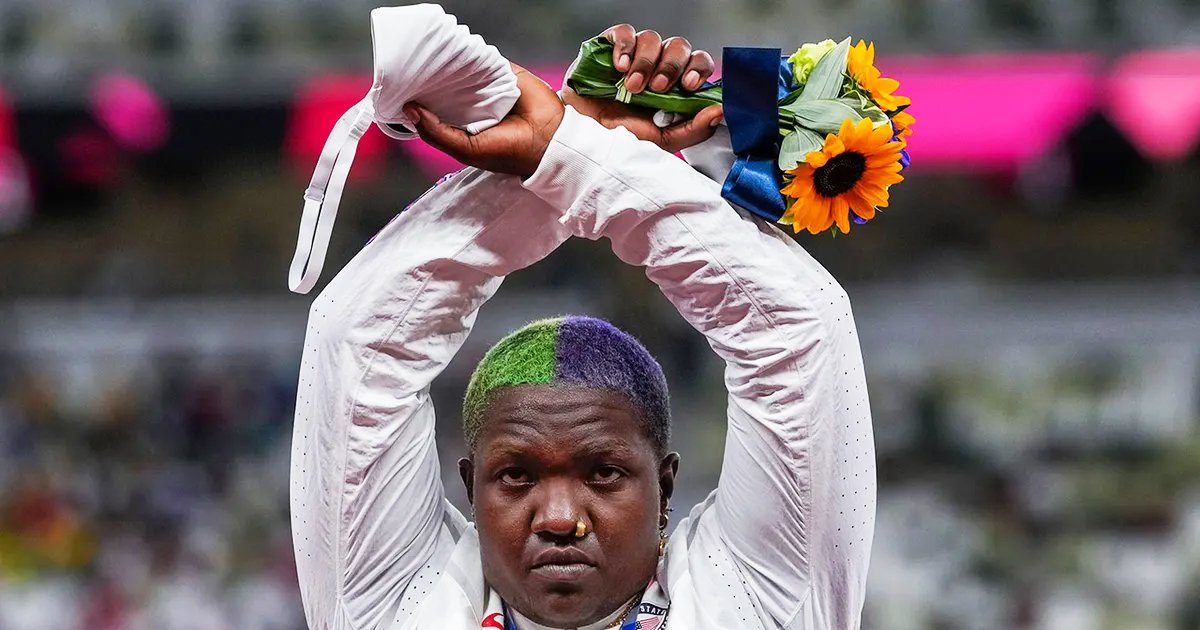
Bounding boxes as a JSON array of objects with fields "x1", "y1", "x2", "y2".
[
  {"x1": 719, "y1": 47, "x2": 793, "y2": 223},
  {"x1": 502, "y1": 600, "x2": 641, "y2": 630}
]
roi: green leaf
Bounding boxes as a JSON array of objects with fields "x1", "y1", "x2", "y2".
[
  {"x1": 565, "y1": 35, "x2": 724, "y2": 117},
  {"x1": 781, "y1": 99, "x2": 862, "y2": 134},
  {"x1": 798, "y1": 37, "x2": 851, "y2": 102},
  {"x1": 778, "y1": 128, "x2": 825, "y2": 171},
  {"x1": 838, "y1": 97, "x2": 890, "y2": 126},
  {"x1": 779, "y1": 86, "x2": 804, "y2": 107}
]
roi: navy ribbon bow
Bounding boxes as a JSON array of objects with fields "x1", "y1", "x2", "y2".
[{"x1": 719, "y1": 47, "x2": 794, "y2": 222}]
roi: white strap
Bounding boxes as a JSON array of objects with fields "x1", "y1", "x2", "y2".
[{"x1": 288, "y1": 97, "x2": 376, "y2": 294}]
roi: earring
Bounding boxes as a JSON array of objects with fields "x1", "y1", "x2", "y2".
[{"x1": 657, "y1": 507, "x2": 671, "y2": 557}]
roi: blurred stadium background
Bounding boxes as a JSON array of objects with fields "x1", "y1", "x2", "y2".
[{"x1": 2, "y1": 0, "x2": 1200, "y2": 628}]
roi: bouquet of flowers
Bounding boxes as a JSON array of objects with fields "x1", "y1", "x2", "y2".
[{"x1": 567, "y1": 37, "x2": 913, "y2": 235}]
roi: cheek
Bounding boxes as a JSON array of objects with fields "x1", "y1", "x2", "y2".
[
  {"x1": 476, "y1": 492, "x2": 528, "y2": 556},
  {"x1": 593, "y1": 484, "x2": 660, "y2": 546}
]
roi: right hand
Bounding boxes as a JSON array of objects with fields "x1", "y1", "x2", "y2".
[{"x1": 403, "y1": 64, "x2": 565, "y2": 179}]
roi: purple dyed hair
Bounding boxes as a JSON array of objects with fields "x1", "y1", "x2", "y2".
[{"x1": 462, "y1": 316, "x2": 671, "y2": 454}]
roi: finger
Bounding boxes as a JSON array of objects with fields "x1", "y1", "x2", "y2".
[
  {"x1": 626, "y1": 29, "x2": 663, "y2": 94},
  {"x1": 403, "y1": 103, "x2": 478, "y2": 164},
  {"x1": 602, "y1": 24, "x2": 637, "y2": 72},
  {"x1": 659, "y1": 105, "x2": 723, "y2": 152},
  {"x1": 650, "y1": 37, "x2": 691, "y2": 93},
  {"x1": 512, "y1": 63, "x2": 554, "y2": 92},
  {"x1": 681, "y1": 50, "x2": 716, "y2": 91}
]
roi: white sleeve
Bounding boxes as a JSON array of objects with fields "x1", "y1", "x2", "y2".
[
  {"x1": 522, "y1": 108, "x2": 877, "y2": 628},
  {"x1": 290, "y1": 168, "x2": 571, "y2": 630}
]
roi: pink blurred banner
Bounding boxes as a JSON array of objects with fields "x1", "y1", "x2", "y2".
[
  {"x1": 285, "y1": 74, "x2": 391, "y2": 181},
  {"x1": 0, "y1": 87, "x2": 32, "y2": 231},
  {"x1": 1107, "y1": 49, "x2": 1200, "y2": 160},
  {"x1": 285, "y1": 67, "x2": 565, "y2": 182},
  {"x1": 286, "y1": 51, "x2": 1200, "y2": 182},
  {"x1": 89, "y1": 73, "x2": 171, "y2": 153},
  {"x1": 884, "y1": 53, "x2": 1101, "y2": 172},
  {"x1": 0, "y1": 87, "x2": 14, "y2": 149}
]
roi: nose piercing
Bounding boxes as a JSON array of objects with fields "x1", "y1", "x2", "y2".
[{"x1": 574, "y1": 519, "x2": 587, "y2": 538}]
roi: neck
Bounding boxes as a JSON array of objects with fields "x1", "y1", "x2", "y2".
[{"x1": 509, "y1": 596, "x2": 636, "y2": 630}]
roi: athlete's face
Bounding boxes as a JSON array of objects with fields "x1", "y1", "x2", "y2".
[{"x1": 460, "y1": 383, "x2": 678, "y2": 628}]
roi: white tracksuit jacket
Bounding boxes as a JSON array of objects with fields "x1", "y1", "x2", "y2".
[{"x1": 289, "y1": 107, "x2": 877, "y2": 630}]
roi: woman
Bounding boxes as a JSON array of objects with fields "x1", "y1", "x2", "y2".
[{"x1": 290, "y1": 27, "x2": 876, "y2": 629}]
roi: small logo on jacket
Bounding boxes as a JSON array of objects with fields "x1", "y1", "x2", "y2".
[{"x1": 481, "y1": 612, "x2": 504, "y2": 629}]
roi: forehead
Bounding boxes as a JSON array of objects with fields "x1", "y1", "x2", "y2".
[{"x1": 475, "y1": 383, "x2": 653, "y2": 457}]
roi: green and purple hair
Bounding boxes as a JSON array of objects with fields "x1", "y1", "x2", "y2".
[{"x1": 463, "y1": 316, "x2": 671, "y2": 454}]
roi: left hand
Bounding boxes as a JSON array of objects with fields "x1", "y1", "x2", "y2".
[
  {"x1": 563, "y1": 25, "x2": 723, "y2": 153},
  {"x1": 600, "y1": 24, "x2": 716, "y2": 93}
]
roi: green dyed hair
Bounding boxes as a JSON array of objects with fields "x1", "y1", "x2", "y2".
[{"x1": 462, "y1": 316, "x2": 671, "y2": 454}]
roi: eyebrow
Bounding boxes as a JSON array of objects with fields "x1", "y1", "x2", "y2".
[{"x1": 482, "y1": 438, "x2": 642, "y2": 463}]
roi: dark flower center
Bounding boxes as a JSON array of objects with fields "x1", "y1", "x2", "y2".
[{"x1": 814, "y1": 152, "x2": 866, "y2": 197}]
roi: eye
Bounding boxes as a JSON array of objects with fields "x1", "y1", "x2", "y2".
[
  {"x1": 497, "y1": 467, "x2": 532, "y2": 485},
  {"x1": 590, "y1": 465, "x2": 625, "y2": 484}
]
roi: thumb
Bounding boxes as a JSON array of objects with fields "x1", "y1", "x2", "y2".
[
  {"x1": 659, "y1": 105, "x2": 724, "y2": 153},
  {"x1": 404, "y1": 104, "x2": 477, "y2": 161}
]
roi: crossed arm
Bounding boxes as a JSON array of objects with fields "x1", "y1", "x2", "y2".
[{"x1": 290, "y1": 105, "x2": 875, "y2": 629}]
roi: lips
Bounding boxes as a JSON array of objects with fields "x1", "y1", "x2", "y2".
[{"x1": 529, "y1": 546, "x2": 596, "y2": 570}]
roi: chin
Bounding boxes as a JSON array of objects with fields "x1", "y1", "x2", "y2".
[{"x1": 516, "y1": 589, "x2": 605, "y2": 628}]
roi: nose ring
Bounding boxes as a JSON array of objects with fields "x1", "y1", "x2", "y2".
[{"x1": 574, "y1": 519, "x2": 587, "y2": 538}]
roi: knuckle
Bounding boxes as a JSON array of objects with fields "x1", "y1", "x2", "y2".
[
  {"x1": 658, "y1": 57, "x2": 685, "y2": 73},
  {"x1": 691, "y1": 50, "x2": 716, "y2": 68},
  {"x1": 664, "y1": 36, "x2": 692, "y2": 51},
  {"x1": 607, "y1": 23, "x2": 635, "y2": 42},
  {"x1": 631, "y1": 55, "x2": 657, "y2": 70},
  {"x1": 637, "y1": 29, "x2": 662, "y2": 43}
]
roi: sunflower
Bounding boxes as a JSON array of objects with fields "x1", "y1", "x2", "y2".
[
  {"x1": 781, "y1": 118, "x2": 905, "y2": 235},
  {"x1": 847, "y1": 40, "x2": 910, "y2": 112}
]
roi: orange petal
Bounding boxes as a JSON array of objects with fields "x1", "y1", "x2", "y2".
[
  {"x1": 817, "y1": 204, "x2": 837, "y2": 233},
  {"x1": 837, "y1": 118, "x2": 857, "y2": 140},
  {"x1": 847, "y1": 190, "x2": 878, "y2": 220},
  {"x1": 868, "y1": 123, "x2": 895, "y2": 146},
  {"x1": 822, "y1": 131, "x2": 845, "y2": 155},
  {"x1": 806, "y1": 197, "x2": 833, "y2": 234},
  {"x1": 850, "y1": 118, "x2": 874, "y2": 147},
  {"x1": 853, "y1": 184, "x2": 888, "y2": 208},
  {"x1": 866, "y1": 154, "x2": 901, "y2": 169},
  {"x1": 782, "y1": 171, "x2": 815, "y2": 197},
  {"x1": 805, "y1": 150, "x2": 830, "y2": 169},
  {"x1": 787, "y1": 194, "x2": 819, "y2": 226},
  {"x1": 832, "y1": 196, "x2": 851, "y2": 234},
  {"x1": 874, "y1": 78, "x2": 900, "y2": 93},
  {"x1": 875, "y1": 172, "x2": 905, "y2": 186}
]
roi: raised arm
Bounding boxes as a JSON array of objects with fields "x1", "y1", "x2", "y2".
[
  {"x1": 520, "y1": 108, "x2": 877, "y2": 629},
  {"x1": 289, "y1": 169, "x2": 570, "y2": 629}
]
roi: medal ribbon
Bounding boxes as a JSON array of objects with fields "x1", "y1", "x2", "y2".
[{"x1": 501, "y1": 597, "x2": 643, "y2": 630}]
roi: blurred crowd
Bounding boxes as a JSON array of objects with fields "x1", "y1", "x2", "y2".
[
  {"x1": 2, "y1": 286, "x2": 1199, "y2": 629},
  {"x1": 2, "y1": 0, "x2": 1200, "y2": 629},
  {"x1": 0, "y1": 352, "x2": 304, "y2": 630}
]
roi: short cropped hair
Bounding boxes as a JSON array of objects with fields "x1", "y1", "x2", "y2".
[{"x1": 462, "y1": 316, "x2": 671, "y2": 455}]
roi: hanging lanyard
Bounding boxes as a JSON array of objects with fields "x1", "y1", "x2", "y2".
[
  {"x1": 288, "y1": 97, "x2": 375, "y2": 294},
  {"x1": 501, "y1": 598, "x2": 643, "y2": 630}
]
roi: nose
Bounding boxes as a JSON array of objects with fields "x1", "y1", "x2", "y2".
[{"x1": 530, "y1": 480, "x2": 585, "y2": 541}]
